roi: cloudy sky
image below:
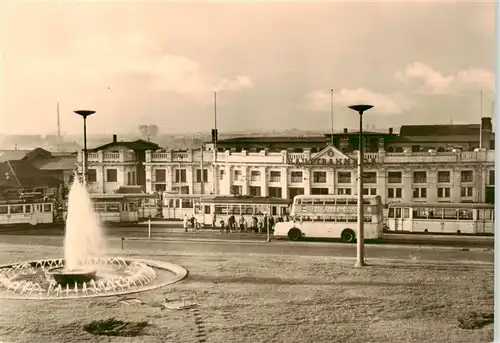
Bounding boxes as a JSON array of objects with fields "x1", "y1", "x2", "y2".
[{"x1": 0, "y1": 1, "x2": 495, "y2": 136}]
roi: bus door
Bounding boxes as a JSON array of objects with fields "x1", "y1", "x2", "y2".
[
  {"x1": 475, "y1": 208, "x2": 493, "y2": 234},
  {"x1": 392, "y1": 207, "x2": 410, "y2": 232}
]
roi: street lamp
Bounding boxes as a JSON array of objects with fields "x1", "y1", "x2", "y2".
[
  {"x1": 74, "y1": 110, "x2": 95, "y2": 185},
  {"x1": 348, "y1": 104, "x2": 373, "y2": 268}
]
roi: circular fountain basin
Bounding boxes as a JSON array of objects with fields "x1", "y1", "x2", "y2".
[
  {"x1": 46, "y1": 267, "x2": 97, "y2": 286},
  {"x1": 0, "y1": 257, "x2": 188, "y2": 300}
]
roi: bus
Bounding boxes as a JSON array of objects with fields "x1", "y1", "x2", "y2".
[
  {"x1": 194, "y1": 195, "x2": 292, "y2": 228},
  {"x1": 273, "y1": 195, "x2": 384, "y2": 242},
  {"x1": 386, "y1": 202, "x2": 495, "y2": 235},
  {"x1": 0, "y1": 199, "x2": 54, "y2": 226}
]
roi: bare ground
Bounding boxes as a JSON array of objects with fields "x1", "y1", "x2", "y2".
[{"x1": 0, "y1": 243, "x2": 493, "y2": 343}]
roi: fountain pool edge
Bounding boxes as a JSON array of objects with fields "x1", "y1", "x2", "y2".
[{"x1": 0, "y1": 257, "x2": 188, "y2": 300}]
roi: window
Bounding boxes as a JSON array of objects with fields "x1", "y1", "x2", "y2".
[
  {"x1": 155, "y1": 169, "x2": 166, "y2": 182},
  {"x1": 250, "y1": 170, "x2": 261, "y2": 181},
  {"x1": 230, "y1": 185, "x2": 242, "y2": 195},
  {"x1": 43, "y1": 204, "x2": 52, "y2": 212},
  {"x1": 219, "y1": 169, "x2": 225, "y2": 180},
  {"x1": 196, "y1": 169, "x2": 208, "y2": 183},
  {"x1": 437, "y1": 171, "x2": 450, "y2": 183},
  {"x1": 413, "y1": 171, "x2": 427, "y2": 183},
  {"x1": 363, "y1": 172, "x2": 377, "y2": 184},
  {"x1": 443, "y1": 209, "x2": 458, "y2": 220},
  {"x1": 461, "y1": 170, "x2": 473, "y2": 183},
  {"x1": 0, "y1": 206, "x2": 7, "y2": 214},
  {"x1": 270, "y1": 171, "x2": 281, "y2": 182},
  {"x1": 249, "y1": 186, "x2": 261, "y2": 196},
  {"x1": 155, "y1": 184, "x2": 166, "y2": 192},
  {"x1": 337, "y1": 188, "x2": 352, "y2": 195},
  {"x1": 387, "y1": 188, "x2": 402, "y2": 198},
  {"x1": 412, "y1": 208, "x2": 428, "y2": 219},
  {"x1": 413, "y1": 187, "x2": 427, "y2": 198},
  {"x1": 311, "y1": 188, "x2": 329, "y2": 195},
  {"x1": 87, "y1": 169, "x2": 97, "y2": 182},
  {"x1": 458, "y1": 209, "x2": 473, "y2": 220},
  {"x1": 106, "y1": 169, "x2": 118, "y2": 182},
  {"x1": 313, "y1": 171, "x2": 327, "y2": 183},
  {"x1": 10, "y1": 205, "x2": 23, "y2": 214},
  {"x1": 174, "y1": 169, "x2": 187, "y2": 183},
  {"x1": 437, "y1": 187, "x2": 450, "y2": 198},
  {"x1": 363, "y1": 188, "x2": 377, "y2": 195},
  {"x1": 489, "y1": 170, "x2": 495, "y2": 186},
  {"x1": 388, "y1": 172, "x2": 402, "y2": 184},
  {"x1": 291, "y1": 171, "x2": 303, "y2": 183},
  {"x1": 268, "y1": 187, "x2": 282, "y2": 198},
  {"x1": 428, "y1": 208, "x2": 443, "y2": 219},
  {"x1": 234, "y1": 170, "x2": 242, "y2": 181},
  {"x1": 25, "y1": 204, "x2": 31, "y2": 213},
  {"x1": 337, "y1": 172, "x2": 351, "y2": 184},
  {"x1": 131, "y1": 172, "x2": 136, "y2": 185},
  {"x1": 461, "y1": 187, "x2": 473, "y2": 197}
]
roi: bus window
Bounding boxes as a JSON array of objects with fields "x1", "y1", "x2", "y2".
[
  {"x1": 480, "y1": 209, "x2": 494, "y2": 221},
  {"x1": 43, "y1": 204, "x2": 52, "y2": 213},
  {"x1": 10, "y1": 205, "x2": 23, "y2": 214},
  {"x1": 271, "y1": 206, "x2": 277, "y2": 216},
  {"x1": 337, "y1": 216, "x2": 347, "y2": 222},
  {"x1": 347, "y1": 200, "x2": 357, "y2": 205},
  {"x1": 295, "y1": 199, "x2": 302, "y2": 205},
  {"x1": 458, "y1": 209, "x2": 473, "y2": 220},
  {"x1": 0, "y1": 206, "x2": 8, "y2": 215},
  {"x1": 364, "y1": 216, "x2": 372, "y2": 222},
  {"x1": 336, "y1": 199, "x2": 346, "y2": 205},
  {"x1": 94, "y1": 203, "x2": 106, "y2": 212},
  {"x1": 168, "y1": 199, "x2": 174, "y2": 207},
  {"x1": 347, "y1": 216, "x2": 357, "y2": 222},
  {"x1": 25, "y1": 204, "x2": 32, "y2": 213},
  {"x1": 312, "y1": 199, "x2": 323, "y2": 205},
  {"x1": 395, "y1": 208, "x2": 402, "y2": 219},
  {"x1": 443, "y1": 209, "x2": 457, "y2": 220},
  {"x1": 324, "y1": 199, "x2": 335, "y2": 205},
  {"x1": 129, "y1": 202, "x2": 137, "y2": 211},
  {"x1": 204, "y1": 205, "x2": 211, "y2": 214},
  {"x1": 388, "y1": 208, "x2": 395, "y2": 218},
  {"x1": 403, "y1": 208, "x2": 410, "y2": 219},
  {"x1": 413, "y1": 208, "x2": 427, "y2": 219},
  {"x1": 428, "y1": 208, "x2": 443, "y2": 219},
  {"x1": 175, "y1": 199, "x2": 180, "y2": 208}
]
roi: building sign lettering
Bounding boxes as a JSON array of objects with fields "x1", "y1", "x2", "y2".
[{"x1": 287, "y1": 156, "x2": 377, "y2": 166}]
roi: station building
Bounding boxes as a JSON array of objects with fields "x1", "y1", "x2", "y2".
[{"x1": 77, "y1": 118, "x2": 495, "y2": 206}]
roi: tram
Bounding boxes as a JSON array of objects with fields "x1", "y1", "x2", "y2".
[{"x1": 386, "y1": 202, "x2": 494, "y2": 235}]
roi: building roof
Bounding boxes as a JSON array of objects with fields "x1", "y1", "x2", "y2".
[
  {"x1": 115, "y1": 186, "x2": 145, "y2": 194},
  {"x1": 0, "y1": 150, "x2": 31, "y2": 163},
  {"x1": 89, "y1": 139, "x2": 160, "y2": 152},
  {"x1": 36, "y1": 156, "x2": 77, "y2": 171},
  {"x1": 0, "y1": 160, "x2": 62, "y2": 189},
  {"x1": 399, "y1": 124, "x2": 481, "y2": 137},
  {"x1": 216, "y1": 136, "x2": 327, "y2": 144}
]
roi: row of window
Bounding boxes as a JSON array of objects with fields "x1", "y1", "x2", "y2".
[
  {"x1": 152, "y1": 169, "x2": 494, "y2": 185},
  {"x1": 389, "y1": 207, "x2": 494, "y2": 221},
  {"x1": 0, "y1": 203, "x2": 53, "y2": 215}
]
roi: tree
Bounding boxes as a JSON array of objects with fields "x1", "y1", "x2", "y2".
[{"x1": 138, "y1": 125, "x2": 159, "y2": 141}]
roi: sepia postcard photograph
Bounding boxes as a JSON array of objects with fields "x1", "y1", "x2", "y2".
[{"x1": 0, "y1": 1, "x2": 497, "y2": 342}]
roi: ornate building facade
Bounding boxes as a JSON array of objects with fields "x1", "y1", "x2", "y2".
[{"x1": 76, "y1": 119, "x2": 495, "y2": 205}]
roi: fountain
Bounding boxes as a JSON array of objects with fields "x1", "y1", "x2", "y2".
[
  {"x1": 0, "y1": 175, "x2": 188, "y2": 300},
  {"x1": 45, "y1": 177, "x2": 104, "y2": 286}
]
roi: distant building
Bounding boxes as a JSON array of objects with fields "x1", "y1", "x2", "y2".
[
  {"x1": 0, "y1": 148, "x2": 76, "y2": 199},
  {"x1": 76, "y1": 135, "x2": 160, "y2": 194}
]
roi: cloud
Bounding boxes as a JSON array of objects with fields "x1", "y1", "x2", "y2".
[
  {"x1": 396, "y1": 62, "x2": 494, "y2": 95},
  {"x1": 18, "y1": 32, "x2": 254, "y2": 96},
  {"x1": 303, "y1": 88, "x2": 412, "y2": 115}
]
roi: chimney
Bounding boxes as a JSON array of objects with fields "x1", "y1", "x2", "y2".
[
  {"x1": 388, "y1": 128, "x2": 393, "y2": 135},
  {"x1": 112, "y1": 134, "x2": 117, "y2": 143},
  {"x1": 481, "y1": 117, "x2": 493, "y2": 149},
  {"x1": 343, "y1": 128, "x2": 348, "y2": 134}
]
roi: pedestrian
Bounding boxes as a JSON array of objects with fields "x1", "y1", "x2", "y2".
[
  {"x1": 183, "y1": 214, "x2": 189, "y2": 232},
  {"x1": 190, "y1": 214, "x2": 195, "y2": 228},
  {"x1": 212, "y1": 214, "x2": 217, "y2": 230},
  {"x1": 219, "y1": 219, "x2": 225, "y2": 234},
  {"x1": 239, "y1": 215, "x2": 246, "y2": 232},
  {"x1": 252, "y1": 216, "x2": 258, "y2": 233}
]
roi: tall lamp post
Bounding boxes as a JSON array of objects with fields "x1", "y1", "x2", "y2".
[
  {"x1": 74, "y1": 110, "x2": 95, "y2": 185},
  {"x1": 348, "y1": 104, "x2": 373, "y2": 268}
]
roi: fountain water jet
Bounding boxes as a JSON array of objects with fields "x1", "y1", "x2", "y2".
[{"x1": 46, "y1": 176, "x2": 105, "y2": 286}]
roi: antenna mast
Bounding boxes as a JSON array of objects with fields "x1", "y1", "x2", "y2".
[{"x1": 57, "y1": 102, "x2": 61, "y2": 151}]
